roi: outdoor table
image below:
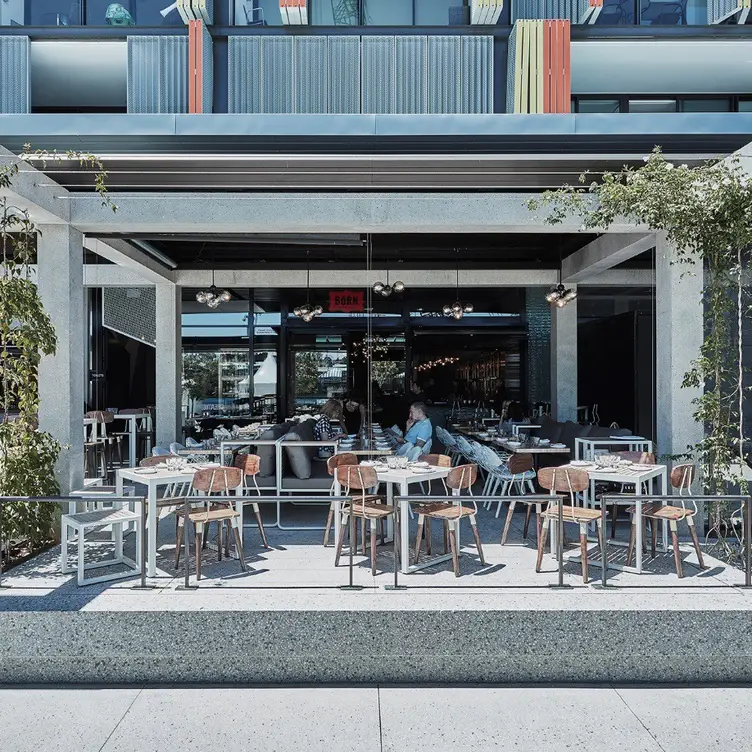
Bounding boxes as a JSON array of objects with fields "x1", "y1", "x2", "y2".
[
  {"x1": 574, "y1": 436, "x2": 654, "y2": 461},
  {"x1": 116, "y1": 462, "x2": 232, "y2": 577},
  {"x1": 551, "y1": 461, "x2": 668, "y2": 574},
  {"x1": 332, "y1": 462, "x2": 453, "y2": 575}
]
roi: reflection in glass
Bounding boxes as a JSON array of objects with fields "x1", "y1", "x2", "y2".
[
  {"x1": 639, "y1": 0, "x2": 688, "y2": 23},
  {"x1": 628, "y1": 99, "x2": 676, "y2": 113},
  {"x1": 578, "y1": 99, "x2": 621, "y2": 113},
  {"x1": 294, "y1": 348, "x2": 348, "y2": 413},
  {"x1": 595, "y1": 0, "x2": 636, "y2": 24},
  {"x1": 183, "y1": 348, "x2": 250, "y2": 418},
  {"x1": 234, "y1": 0, "x2": 283, "y2": 25},
  {"x1": 682, "y1": 99, "x2": 731, "y2": 112}
]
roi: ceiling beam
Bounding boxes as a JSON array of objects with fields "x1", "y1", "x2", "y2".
[
  {"x1": 84, "y1": 237, "x2": 175, "y2": 284},
  {"x1": 561, "y1": 233, "x2": 655, "y2": 283}
]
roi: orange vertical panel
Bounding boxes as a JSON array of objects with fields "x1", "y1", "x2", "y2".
[
  {"x1": 188, "y1": 20, "x2": 196, "y2": 114},
  {"x1": 550, "y1": 20, "x2": 557, "y2": 114},
  {"x1": 544, "y1": 22, "x2": 549, "y2": 113},
  {"x1": 562, "y1": 20, "x2": 571, "y2": 113},
  {"x1": 556, "y1": 20, "x2": 564, "y2": 113}
]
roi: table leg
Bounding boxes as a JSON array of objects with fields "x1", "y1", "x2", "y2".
[
  {"x1": 661, "y1": 471, "x2": 669, "y2": 552},
  {"x1": 635, "y1": 484, "x2": 643, "y2": 575},
  {"x1": 398, "y1": 482, "x2": 410, "y2": 575},
  {"x1": 147, "y1": 480, "x2": 157, "y2": 577},
  {"x1": 129, "y1": 419, "x2": 137, "y2": 468},
  {"x1": 333, "y1": 479, "x2": 342, "y2": 553}
]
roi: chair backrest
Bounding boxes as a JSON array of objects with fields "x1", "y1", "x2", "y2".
[
  {"x1": 326, "y1": 452, "x2": 358, "y2": 477},
  {"x1": 169, "y1": 442, "x2": 185, "y2": 455},
  {"x1": 436, "y1": 426, "x2": 457, "y2": 449},
  {"x1": 508, "y1": 453, "x2": 534, "y2": 475},
  {"x1": 455, "y1": 435, "x2": 474, "y2": 456},
  {"x1": 616, "y1": 451, "x2": 655, "y2": 464},
  {"x1": 671, "y1": 463, "x2": 695, "y2": 494},
  {"x1": 335, "y1": 464, "x2": 377, "y2": 494},
  {"x1": 235, "y1": 453, "x2": 261, "y2": 476},
  {"x1": 139, "y1": 456, "x2": 164, "y2": 467},
  {"x1": 538, "y1": 467, "x2": 589, "y2": 495},
  {"x1": 424, "y1": 454, "x2": 451, "y2": 468},
  {"x1": 446, "y1": 464, "x2": 477, "y2": 492},
  {"x1": 152, "y1": 446, "x2": 171, "y2": 456},
  {"x1": 192, "y1": 466, "x2": 242, "y2": 494}
]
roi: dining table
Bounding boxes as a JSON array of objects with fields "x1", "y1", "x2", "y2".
[
  {"x1": 550, "y1": 460, "x2": 669, "y2": 574},
  {"x1": 116, "y1": 462, "x2": 233, "y2": 577},
  {"x1": 332, "y1": 460, "x2": 453, "y2": 574}
]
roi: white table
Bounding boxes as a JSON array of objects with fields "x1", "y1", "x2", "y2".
[
  {"x1": 551, "y1": 462, "x2": 668, "y2": 574},
  {"x1": 112, "y1": 413, "x2": 151, "y2": 467},
  {"x1": 116, "y1": 463, "x2": 234, "y2": 577},
  {"x1": 574, "y1": 437, "x2": 654, "y2": 462},
  {"x1": 332, "y1": 464, "x2": 453, "y2": 575}
]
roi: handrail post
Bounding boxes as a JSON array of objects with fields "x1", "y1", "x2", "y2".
[
  {"x1": 131, "y1": 496, "x2": 155, "y2": 589},
  {"x1": 340, "y1": 496, "x2": 364, "y2": 591},
  {"x1": 593, "y1": 493, "x2": 610, "y2": 589},
  {"x1": 385, "y1": 495, "x2": 406, "y2": 591},
  {"x1": 558, "y1": 493, "x2": 564, "y2": 587},
  {"x1": 177, "y1": 495, "x2": 198, "y2": 589},
  {"x1": 746, "y1": 496, "x2": 751, "y2": 588}
]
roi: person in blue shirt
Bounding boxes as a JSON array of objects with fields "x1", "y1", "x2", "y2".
[{"x1": 394, "y1": 402, "x2": 433, "y2": 457}]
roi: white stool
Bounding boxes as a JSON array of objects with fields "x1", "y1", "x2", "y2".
[{"x1": 61, "y1": 507, "x2": 142, "y2": 586}]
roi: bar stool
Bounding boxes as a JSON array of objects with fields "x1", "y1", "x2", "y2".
[
  {"x1": 323, "y1": 452, "x2": 358, "y2": 547},
  {"x1": 627, "y1": 463, "x2": 704, "y2": 577},
  {"x1": 537, "y1": 467, "x2": 604, "y2": 584},
  {"x1": 334, "y1": 464, "x2": 395, "y2": 576},
  {"x1": 234, "y1": 453, "x2": 270, "y2": 549},
  {"x1": 414, "y1": 464, "x2": 485, "y2": 577}
]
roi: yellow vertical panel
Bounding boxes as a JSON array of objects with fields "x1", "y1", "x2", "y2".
[{"x1": 519, "y1": 21, "x2": 529, "y2": 114}]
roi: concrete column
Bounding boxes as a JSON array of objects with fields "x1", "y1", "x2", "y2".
[
  {"x1": 550, "y1": 291, "x2": 578, "y2": 423},
  {"x1": 37, "y1": 224, "x2": 85, "y2": 494},
  {"x1": 655, "y1": 234, "x2": 704, "y2": 514},
  {"x1": 155, "y1": 283, "x2": 182, "y2": 448}
]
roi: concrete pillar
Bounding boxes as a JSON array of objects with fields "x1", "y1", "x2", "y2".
[
  {"x1": 550, "y1": 291, "x2": 578, "y2": 423},
  {"x1": 37, "y1": 224, "x2": 85, "y2": 494},
  {"x1": 155, "y1": 283, "x2": 182, "y2": 447},
  {"x1": 655, "y1": 234, "x2": 704, "y2": 517}
]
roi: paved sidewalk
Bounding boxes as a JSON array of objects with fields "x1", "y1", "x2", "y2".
[{"x1": 0, "y1": 685, "x2": 750, "y2": 751}]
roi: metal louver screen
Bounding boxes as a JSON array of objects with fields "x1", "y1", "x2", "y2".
[
  {"x1": 512, "y1": 0, "x2": 587, "y2": 21},
  {"x1": 228, "y1": 34, "x2": 493, "y2": 114},
  {"x1": 0, "y1": 37, "x2": 30, "y2": 114},
  {"x1": 127, "y1": 36, "x2": 188, "y2": 114},
  {"x1": 201, "y1": 23, "x2": 213, "y2": 114},
  {"x1": 102, "y1": 287, "x2": 157, "y2": 348}
]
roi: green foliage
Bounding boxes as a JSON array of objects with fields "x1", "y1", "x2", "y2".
[
  {"x1": 529, "y1": 148, "x2": 752, "y2": 520},
  {"x1": 0, "y1": 147, "x2": 115, "y2": 546},
  {"x1": 295, "y1": 352, "x2": 322, "y2": 396},
  {"x1": 182, "y1": 352, "x2": 220, "y2": 401}
]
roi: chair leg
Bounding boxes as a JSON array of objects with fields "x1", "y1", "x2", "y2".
[
  {"x1": 334, "y1": 514, "x2": 348, "y2": 567},
  {"x1": 194, "y1": 527, "x2": 202, "y2": 580},
  {"x1": 224, "y1": 519, "x2": 232, "y2": 559},
  {"x1": 535, "y1": 505, "x2": 543, "y2": 543},
  {"x1": 596, "y1": 519, "x2": 605, "y2": 561},
  {"x1": 253, "y1": 503, "x2": 269, "y2": 549},
  {"x1": 414, "y1": 514, "x2": 425, "y2": 564},
  {"x1": 370, "y1": 519, "x2": 377, "y2": 576},
  {"x1": 217, "y1": 521, "x2": 222, "y2": 562},
  {"x1": 523, "y1": 504, "x2": 532, "y2": 539},
  {"x1": 175, "y1": 518, "x2": 183, "y2": 568},
  {"x1": 670, "y1": 521, "x2": 683, "y2": 578},
  {"x1": 323, "y1": 502, "x2": 334, "y2": 546},
  {"x1": 688, "y1": 518, "x2": 705, "y2": 569},
  {"x1": 501, "y1": 501, "x2": 516, "y2": 546},
  {"x1": 626, "y1": 515, "x2": 636, "y2": 567},
  {"x1": 651, "y1": 519, "x2": 658, "y2": 558},
  {"x1": 425, "y1": 518, "x2": 432, "y2": 555},
  {"x1": 535, "y1": 519, "x2": 549, "y2": 573},
  {"x1": 443, "y1": 521, "x2": 449, "y2": 553},
  {"x1": 360, "y1": 518, "x2": 367, "y2": 555},
  {"x1": 579, "y1": 523, "x2": 589, "y2": 584},
  {"x1": 470, "y1": 516, "x2": 485, "y2": 565},
  {"x1": 448, "y1": 524, "x2": 460, "y2": 577},
  {"x1": 232, "y1": 521, "x2": 247, "y2": 572}
]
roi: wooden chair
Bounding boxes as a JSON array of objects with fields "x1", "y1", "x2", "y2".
[
  {"x1": 626, "y1": 463, "x2": 704, "y2": 578},
  {"x1": 139, "y1": 455, "x2": 165, "y2": 467},
  {"x1": 334, "y1": 464, "x2": 395, "y2": 576},
  {"x1": 414, "y1": 464, "x2": 485, "y2": 577},
  {"x1": 234, "y1": 453, "x2": 269, "y2": 549},
  {"x1": 324, "y1": 453, "x2": 358, "y2": 546},
  {"x1": 499, "y1": 454, "x2": 543, "y2": 545},
  {"x1": 418, "y1": 454, "x2": 452, "y2": 554},
  {"x1": 178, "y1": 466, "x2": 246, "y2": 580},
  {"x1": 537, "y1": 466, "x2": 604, "y2": 584}
]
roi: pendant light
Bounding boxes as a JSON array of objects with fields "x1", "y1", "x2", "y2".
[
  {"x1": 293, "y1": 250, "x2": 323, "y2": 322},
  {"x1": 442, "y1": 250, "x2": 474, "y2": 320},
  {"x1": 545, "y1": 239, "x2": 577, "y2": 308},
  {"x1": 373, "y1": 250, "x2": 405, "y2": 297},
  {"x1": 196, "y1": 268, "x2": 231, "y2": 308}
]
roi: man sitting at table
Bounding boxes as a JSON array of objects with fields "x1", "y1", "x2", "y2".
[{"x1": 392, "y1": 402, "x2": 433, "y2": 458}]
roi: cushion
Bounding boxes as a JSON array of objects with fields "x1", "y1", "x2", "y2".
[
  {"x1": 558, "y1": 421, "x2": 591, "y2": 450},
  {"x1": 281, "y1": 461, "x2": 333, "y2": 490},
  {"x1": 256, "y1": 422, "x2": 292, "y2": 477},
  {"x1": 537, "y1": 416, "x2": 563, "y2": 444},
  {"x1": 283, "y1": 420, "x2": 318, "y2": 480}
]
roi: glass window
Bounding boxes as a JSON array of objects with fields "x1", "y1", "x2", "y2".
[
  {"x1": 364, "y1": 0, "x2": 411, "y2": 24},
  {"x1": 85, "y1": 0, "x2": 182, "y2": 25},
  {"x1": 628, "y1": 99, "x2": 676, "y2": 113},
  {"x1": 234, "y1": 0, "x2": 283, "y2": 26},
  {"x1": 739, "y1": 100, "x2": 752, "y2": 112},
  {"x1": 312, "y1": 0, "x2": 359, "y2": 24},
  {"x1": 22, "y1": 0, "x2": 82, "y2": 25},
  {"x1": 182, "y1": 348, "x2": 250, "y2": 418},
  {"x1": 577, "y1": 99, "x2": 621, "y2": 113},
  {"x1": 415, "y1": 0, "x2": 459, "y2": 24},
  {"x1": 640, "y1": 0, "x2": 690, "y2": 24},
  {"x1": 293, "y1": 347, "x2": 348, "y2": 412},
  {"x1": 595, "y1": 0, "x2": 636, "y2": 24},
  {"x1": 682, "y1": 99, "x2": 731, "y2": 113}
]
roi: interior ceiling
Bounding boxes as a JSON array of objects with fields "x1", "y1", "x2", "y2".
[{"x1": 100, "y1": 232, "x2": 611, "y2": 269}]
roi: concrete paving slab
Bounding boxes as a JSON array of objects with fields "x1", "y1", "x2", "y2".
[
  {"x1": 100, "y1": 687, "x2": 381, "y2": 752},
  {"x1": 379, "y1": 687, "x2": 663, "y2": 752},
  {"x1": 0, "y1": 687, "x2": 141, "y2": 752},
  {"x1": 617, "y1": 687, "x2": 752, "y2": 752}
]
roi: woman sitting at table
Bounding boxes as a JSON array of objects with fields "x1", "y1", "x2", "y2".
[
  {"x1": 393, "y1": 402, "x2": 433, "y2": 458},
  {"x1": 314, "y1": 399, "x2": 346, "y2": 458}
]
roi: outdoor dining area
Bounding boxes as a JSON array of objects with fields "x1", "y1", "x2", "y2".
[{"x1": 8, "y1": 405, "x2": 743, "y2": 593}]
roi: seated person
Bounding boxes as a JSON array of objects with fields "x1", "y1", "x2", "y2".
[
  {"x1": 314, "y1": 399, "x2": 346, "y2": 458},
  {"x1": 392, "y1": 402, "x2": 433, "y2": 457}
]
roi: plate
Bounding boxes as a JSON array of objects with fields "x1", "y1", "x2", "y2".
[
  {"x1": 360, "y1": 460, "x2": 378, "y2": 467},
  {"x1": 594, "y1": 467, "x2": 617, "y2": 474},
  {"x1": 611, "y1": 435, "x2": 645, "y2": 440},
  {"x1": 631, "y1": 464, "x2": 656, "y2": 471},
  {"x1": 570, "y1": 460, "x2": 591, "y2": 467},
  {"x1": 411, "y1": 461, "x2": 430, "y2": 468},
  {"x1": 135, "y1": 467, "x2": 157, "y2": 475},
  {"x1": 550, "y1": 443, "x2": 567, "y2": 449}
]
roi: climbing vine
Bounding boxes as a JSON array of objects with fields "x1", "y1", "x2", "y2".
[
  {"x1": 529, "y1": 148, "x2": 752, "y2": 554},
  {"x1": 0, "y1": 147, "x2": 114, "y2": 548}
]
